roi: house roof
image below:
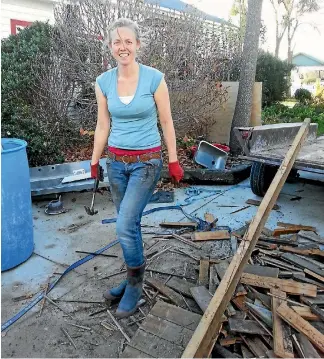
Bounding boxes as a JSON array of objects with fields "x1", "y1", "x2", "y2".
[
  {"x1": 292, "y1": 52, "x2": 324, "y2": 67},
  {"x1": 144, "y1": 0, "x2": 229, "y2": 25}
]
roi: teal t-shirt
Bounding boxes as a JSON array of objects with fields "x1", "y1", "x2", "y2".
[{"x1": 96, "y1": 63, "x2": 163, "y2": 149}]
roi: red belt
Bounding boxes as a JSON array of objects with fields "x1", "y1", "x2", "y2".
[{"x1": 107, "y1": 151, "x2": 161, "y2": 163}]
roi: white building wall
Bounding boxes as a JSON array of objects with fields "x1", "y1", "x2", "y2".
[{"x1": 1, "y1": 0, "x2": 55, "y2": 38}]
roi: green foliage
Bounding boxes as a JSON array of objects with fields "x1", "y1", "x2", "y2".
[
  {"x1": 255, "y1": 51, "x2": 294, "y2": 106},
  {"x1": 294, "y1": 88, "x2": 312, "y2": 104},
  {"x1": 262, "y1": 103, "x2": 324, "y2": 136},
  {"x1": 1, "y1": 22, "x2": 52, "y2": 116},
  {"x1": 1, "y1": 22, "x2": 81, "y2": 166}
]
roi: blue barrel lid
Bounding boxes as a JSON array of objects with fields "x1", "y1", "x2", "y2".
[{"x1": 1, "y1": 138, "x2": 27, "y2": 154}]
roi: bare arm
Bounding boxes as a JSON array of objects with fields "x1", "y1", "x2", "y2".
[
  {"x1": 154, "y1": 78, "x2": 178, "y2": 163},
  {"x1": 91, "y1": 83, "x2": 110, "y2": 165}
]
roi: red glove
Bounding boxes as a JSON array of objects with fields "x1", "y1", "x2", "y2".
[
  {"x1": 91, "y1": 162, "x2": 99, "y2": 179},
  {"x1": 91, "y1": 162, "x2": 104, "y2": 181},
  {"x1": 168, "y1": 161, "x2": 184, "y2": 182}
]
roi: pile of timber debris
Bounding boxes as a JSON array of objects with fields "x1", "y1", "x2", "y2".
[{"x1": 136, "y1": 220, "x2": 324, "y2": 358}]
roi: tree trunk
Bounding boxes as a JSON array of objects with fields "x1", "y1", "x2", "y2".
[
  {"x1": 275, "y1": 36, "x2": 281, "y2": 57},
  {"x1": 229, "y1": 0, "x2": 264, "y2": 154}
]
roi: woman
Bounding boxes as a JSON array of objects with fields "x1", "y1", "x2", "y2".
[{"x1": 90, "y1": 18, "x2": 184, "y2": 318}]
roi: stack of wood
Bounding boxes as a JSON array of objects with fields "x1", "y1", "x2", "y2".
[{"x1": 186, "y1": 222, "x2": 324, "y2": 358}]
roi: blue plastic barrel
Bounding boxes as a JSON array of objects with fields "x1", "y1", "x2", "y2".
[{"x1": 1, "y1": 138, "x2": 34, "y2": 271}]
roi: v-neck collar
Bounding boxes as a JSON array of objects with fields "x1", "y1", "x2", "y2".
[{"x1": 115, "y1": 63, "x2": 142, "y2": 107}]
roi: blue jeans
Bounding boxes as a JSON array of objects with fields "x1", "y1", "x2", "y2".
[{"x1": 106, "y1": 155, "x2": 162, "y2": 267}]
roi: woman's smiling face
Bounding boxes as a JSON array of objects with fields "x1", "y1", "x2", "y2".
[{"x1": 109, "y1": 26, "x2": 140, "y2": 66}]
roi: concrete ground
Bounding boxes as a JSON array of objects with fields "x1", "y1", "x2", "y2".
[{"x1": 1, "y1": 174, "x2": 324, "y2": 358}]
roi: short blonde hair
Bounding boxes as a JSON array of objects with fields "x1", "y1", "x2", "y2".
[{"x1": 108, "y1": 18, "x2": 140, "y2": 44}]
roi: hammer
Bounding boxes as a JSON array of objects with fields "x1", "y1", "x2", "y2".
[{"x1": 84, "y1": 165, "x2": 104, "y2": 216}]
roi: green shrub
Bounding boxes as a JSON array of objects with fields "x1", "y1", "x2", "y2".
[
  {"x1": 255, "y1": 51, "x2": 294, "y2": 106},
  {"x1": 294, "y1": 88, "x2": 312, "y2": 104},
  {"x1": 1, "y1": 22, "x2": 82, "y2": 166},
  {"x1": 262, "y1": 103, "x2": 324, "y2": 136}
]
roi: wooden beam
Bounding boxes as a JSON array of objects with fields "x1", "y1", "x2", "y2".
[
  {"x1": 271, "y1": 289, "x2": 294, "y2": 358},
  {"x1": 181, "y1": 119, "x2": 310, "y2": 358},
  {"x1": 145, "y1": 278, "x2": 185, "y2": 307},
  {"x1": 273, "y1": 227, "x2": 314, "y2": 236},
  {"x1": 277, "y1": 222, "x2": 316, "y2": 231},
  {"x1": 198, "y1": 258, "x2": 210, "y2": 286},
  {"x1": 279, "y1": 246, "x2": 324, "y2": 257},
  {"x1": 276, "y1": 302, "x2": 324, "y2": 353},
  {"x1": 192, "y1": 231, "x2": 230, "y2": 241},
  {"x1": 291, "y1": 306, "x2": 320, "y2": 321},
  {"x1": 240, "y1": 273, "x2": 317, "y2": 297},
  {"x1": 304, "y1": 269, "x2": 324, "y2": 283}
]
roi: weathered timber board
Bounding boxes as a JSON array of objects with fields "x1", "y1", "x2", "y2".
[
  {"x1": 277, "y1": 302, "x2": 324, "y2": 353},
  {"x1": 240, "y1": 273, "x2": 317, "y2": 297},
  {"x1": 281, "y1": 253, "x2": 324, "y2": 277},
  {"x1": 228, "y1": 318, "x2": 268, "y2": 335},
  {"x1": 243, "y1": 264, "x2": 279, "y2": 278},
  {"x1": 145, "y1": 278, "x2": 185, "y2": 307},
  {"x1": 198, "y1": 258, "x2": 209, "y2": 286},
  {"x1": 271, "y1": 289, "x2": 294, "y2": 358},
  {"x1": 123, "y1": 301, "x2": 202, "y2": 358},
  {"x1": 166, "y1": 277, "x2": 195, "y2": 298},
  {"x1": 150, "y1": 301, "x2": 201, "y2": 330},
  {"x1": 140, "y1": 314, "x2": 194, "y2": 347},
  {"x1": 127, "y1": 329, "x2": 184, "y2": 358}
]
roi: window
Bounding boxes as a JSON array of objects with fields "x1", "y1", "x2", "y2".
[{"x1": 10, "y1": 19, "x2": 32, "y2": 35}]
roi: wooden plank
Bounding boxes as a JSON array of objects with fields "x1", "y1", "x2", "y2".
[
  {"x1": 243, "y1": 264, "x2": 279, "y2": 278},
  {"x1": 219, "y1": 336, "x2": 240, "y2": 347},
  {"x1": 301, "y1": 295, "x2": 324, "y2": 306},
  {"x1": 145, "y1": 278, "x2": 185, "y2": 307},
  {"x1": 215, "y1": 260, "x2": 246, "y2": 297},
  {"x1": 280, "y1": 246, "x2": 324, "y2": 257},
  {"x1": 310, "y1": 304, "x2": 324, "y2": 322},
  {"x1": 282, "y1": 253, "x2": 324, "y2": 278},
  {"x1": 228, "y1": 318, "x2": 268, "y2": 335},
  {"x1": 276, "y1": 302, "x2": 324, "y2": 353},
  {"x1": 262, "y1": 256, "x2": 303, "y2": 272},
  {"x1": 209, "y1": 264, "x2": 219, "y2": 294},
  {"x1": 241, "y1": 345, "x2": 254, "y2": 358},
  {"x1": 246, "y1": 198, "x2": 280, "y2": 210},
  {"x1": 192, "y1": 230, "x2": 230, "y2": 241},
  {"x1": 240, "y1": 273, "x2": 317, "y2": 297},
  {"x1": 241, "y1": 335, "x2": 269, "y2": 358},
  {"x1": 140, "y1": 314, "x2": 194, "y2": 346},
  {"x1": 292, "y1": 273, "x2": 324, "y2": 288},
  {"x1": 271, "y1": 289, "x2": 294, "y2": 358},
  {"x1": 166, "y1": 277, "x2": 194, "y2": 298},
  {"x1": 172, "y1": 233, "x2": 202, "y2": 250},
  {"x1": 181, "y1": 119, "x2": 311, "y2": 358},
  {"x1": 232, "y1": 295, "x2": 248, "y2": 312},
  {"x1": 226, "y1": 303, "x2": 236, "y2": 317},
  {"x1": 123, "y1": 345, "x2": 155, "y2": 358},
  {"x1": 190, "y1": 286, "x2": 213, "y2": 313},
  {"x1": 150, "y1": 301, "x2": 201, "y2": 330},
  {"x1": 130, "y1": 329, "x2": 184, "y2": 358},
  {"x1": 273, "y1": 227, "x2": 314, "y2": 236},
  {"x1": 198, "y1": 258, "x2": 209, "y2": 287},
  {"x1": 277, "y1": 222, "x2": 316, "y2": 232},
  {"x1": 304, "y1": 269, "x2": 324, "y2": 283},
  {"x1": 291, "y1": 306, "x2": 320, "y2": 321},
  {"x1": 213, "y1": 344, "x2": 242, "y2": 358},
  {"x1": 160, "y1": 222, "x2": 197, "y2": 228},
  {"x1": 298, "y1": 230, "x2": 324, "y2": 244},
  {"x1": 296, "y1": 333, "x2": 321, "y2": 358}
]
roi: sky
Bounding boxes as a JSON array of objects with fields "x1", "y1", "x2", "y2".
[{"x1": 183, "y1": 0, "x2": 324, "y2": 61}]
